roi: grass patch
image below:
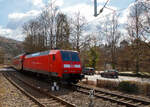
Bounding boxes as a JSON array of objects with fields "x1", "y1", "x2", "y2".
[{"x1": 118, "y1": 81, "x2": 138, "y2": 93}]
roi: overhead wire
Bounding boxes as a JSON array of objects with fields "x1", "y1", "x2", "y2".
[
  {"x1": 87, "y1": 7, "x2": 126, "y2": 24},
  {"x1": 98, "y1": 0, "x2": 110, "y2": 15},
  {"x1": 88, "y1": 0, "x2": 128, "y2": 24}
]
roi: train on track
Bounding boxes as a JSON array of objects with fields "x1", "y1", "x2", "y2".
[{"x1": 12, "y1": 50, "x2": 84, "y2": 84}]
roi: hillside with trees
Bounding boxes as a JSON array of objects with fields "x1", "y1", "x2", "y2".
[{"x1": 0, "y1": 36, "x2": 23, "y2": 64}]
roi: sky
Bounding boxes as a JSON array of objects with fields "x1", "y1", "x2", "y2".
[{"x1": 0, "y1": 0, "x2": 134, "y2": 41}]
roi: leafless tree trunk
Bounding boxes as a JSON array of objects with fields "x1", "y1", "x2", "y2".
[
  {"x1": 99, "y1": 12, "x2": 120, "y2": 69},
  {"x1": 71, "y1": 12, "x2": 86, "y2": 52},
  {"x1": 126, "y1": 1, "x2": 143, "y2": 74},
  {"x1": 56, "y1": 13, "x2": 71, "y2": 49},
  {"x1": 138, "y1": 0, "x2": 150, "y2": 48}
]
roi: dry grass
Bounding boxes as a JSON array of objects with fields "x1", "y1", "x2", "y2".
[
  {"x1": 0, "y1": 64, "x2": 9, "y2": 69},
  {"x1": 0, "y1": 77, "x2": 5, "y2": 107},
  {"x1": 0, "y1": 64, "x2": 12, "y2": 69},
  {"x1": 130, "y1": 81, "x2": 150, "y2": 96},
  {"x1": 97, "y1": 79, "x2": 119, "y2": 90},
  {"x1": 0, "y1": 64, "x2": 4, "y2": 69}
]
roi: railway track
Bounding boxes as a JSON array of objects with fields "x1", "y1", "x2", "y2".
[
  {"x1": 72, "y1": 84, "x2": 150, "y2": 107},
  {"x1": 3, "y1": 72, "x2": 75, "y2": 107},
  {"x1": 3, "y1": 69, "x2": 150, "y2": 107}
]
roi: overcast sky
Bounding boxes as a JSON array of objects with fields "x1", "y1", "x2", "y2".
[{"x1": 0, "y1": 0, "x2": 134, "y2": 41}]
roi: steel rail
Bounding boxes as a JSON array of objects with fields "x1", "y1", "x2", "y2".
[{"x1": 72, "y1": 84, "x2": 150, "y2": 107}]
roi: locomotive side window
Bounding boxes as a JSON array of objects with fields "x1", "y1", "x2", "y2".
[
  {"x1": 53, "y1": 55, "x2": 55, "y2": 61},
  {"x1": 26, "y1": 51, "x2": 50, "y2": 58},
  {"x1": 40, "y1": 51, "x2": 50, "y2": 56}
]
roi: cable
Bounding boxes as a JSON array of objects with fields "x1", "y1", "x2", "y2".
[
  {"x1": 98, "y1": 0, "x2": 110, "y2": 15},
  {"x1": 87, "y1": 8, "x2": 126, "y2": 24}
]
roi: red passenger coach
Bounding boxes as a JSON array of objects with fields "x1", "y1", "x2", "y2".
[
  {"x1": 12, "y1": 54, "x2": 26, "y2": 70},
  {"x1": 13, "y1": 50, "x2": 83, "y2": 84}
]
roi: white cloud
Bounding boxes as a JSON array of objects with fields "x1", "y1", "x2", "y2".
[
  {"x1": 48, "y1": 0, "x2": 64, "y2": 7},
  {"x1": 62, "y1": 3, "x2": 118, "y2": 37},
  {"x1": 118, "y1": 2, "x2": 135, "y2": 24},
  {"x1": 0, "y1": 26, "x2": 13, "y2": 36},
  {"x1": 32, "y1": 0, "x2": 44, "y2": 6},
  {"x1": 91, "y1": 0, "x2": 110, "y2": 4},
  {"x1": 62, "y1": 3, "x2": 117, "y2": 23},
  {"x1": 55, "y1": 0, "x2": 64, "y2": 7},
  {"x1": 5, "y1": 1, "x2": 118, "y2": 41},
  {"x1": 119, "y1": 8, "x2": 129, "y2": 24},
  {"x1": 0, "y1": 26, "x2": 24, "y2": 41},
  {"x1": 62, "y1": 4, "x2": 93, "y2": 21},
  {"x1": 8, "y1": 10, "x2": 41, "y2": 21},
  {"x1": 26, "y1": 0, "x2": 44, "y2": 8}
]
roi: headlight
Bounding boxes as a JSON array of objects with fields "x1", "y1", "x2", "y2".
[
  {"x1": 64, "y1": 70, "x2": 68, "y2": 72},
  {"x1": 64, "y1": 64, "x2": 70, "y2": 68},
  {"x1": 74, "y1": 64, "x2": 81, "y2": 68}
]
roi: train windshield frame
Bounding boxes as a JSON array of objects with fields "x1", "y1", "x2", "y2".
[{"x1": 60, "y1": 51, "x2": 80, "y2": 62}]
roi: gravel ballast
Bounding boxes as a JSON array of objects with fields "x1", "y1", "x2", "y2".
[
  {"x1": 0, "y1": 73, "x2": 37, "y2": 107},
  {"x1": 9, "y1": 71, "x2": 125, "y2": 107}
]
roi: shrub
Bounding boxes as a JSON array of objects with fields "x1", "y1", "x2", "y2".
[
  {"x1": 118, "y1": 81, "x2": 138, "y2": 93},
  {"x1": 139, "y1": 82, "x2": 150, "y2": 96}
]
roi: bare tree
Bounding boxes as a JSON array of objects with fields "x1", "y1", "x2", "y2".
[
  {"x1": 56, "y1": 13, "x2": 71, "y2": 49},
  {"x1": 38, "y1": 3, "x2": 58, "y2": 49},
  {"x1": 22, "y1": 1, "x2": 73, "y2": 52},
  {"x1": 138, "y1": 0, "x2": 150, "y2": 48},
  {"x1": 126, "y1": 1, "x2": 144, "y2": 74},
  {"x1": 23, "y1": 19, "x2": 41, "y2": 53},
  {"x1": 99, "y1": 12, "x2": 121, "y2": 69},
  {"x1": 71, "y1": 12, "x2": 86, "y2": 52}
]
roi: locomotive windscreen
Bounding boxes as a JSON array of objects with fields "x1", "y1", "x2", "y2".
[{"x1": 60, "y1": 51, "x2": 80, "y2": 61}]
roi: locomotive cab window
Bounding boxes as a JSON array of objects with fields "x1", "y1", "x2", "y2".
[{"x1": 60, "y1": 51, "x2": 80, "y2": 61}]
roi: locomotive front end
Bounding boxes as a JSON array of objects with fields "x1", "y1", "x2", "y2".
[{"x1": 60, "y1": 51, "x2": 84, "y2": 83}]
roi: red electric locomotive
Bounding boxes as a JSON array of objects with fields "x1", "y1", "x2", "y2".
[{"x1": 12, "y1": 50, "x2": 83, "y2": 84}]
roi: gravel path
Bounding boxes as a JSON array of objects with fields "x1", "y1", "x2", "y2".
[{"x1": 0, "y1": 73, "x2": 37, "y2": 107}]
